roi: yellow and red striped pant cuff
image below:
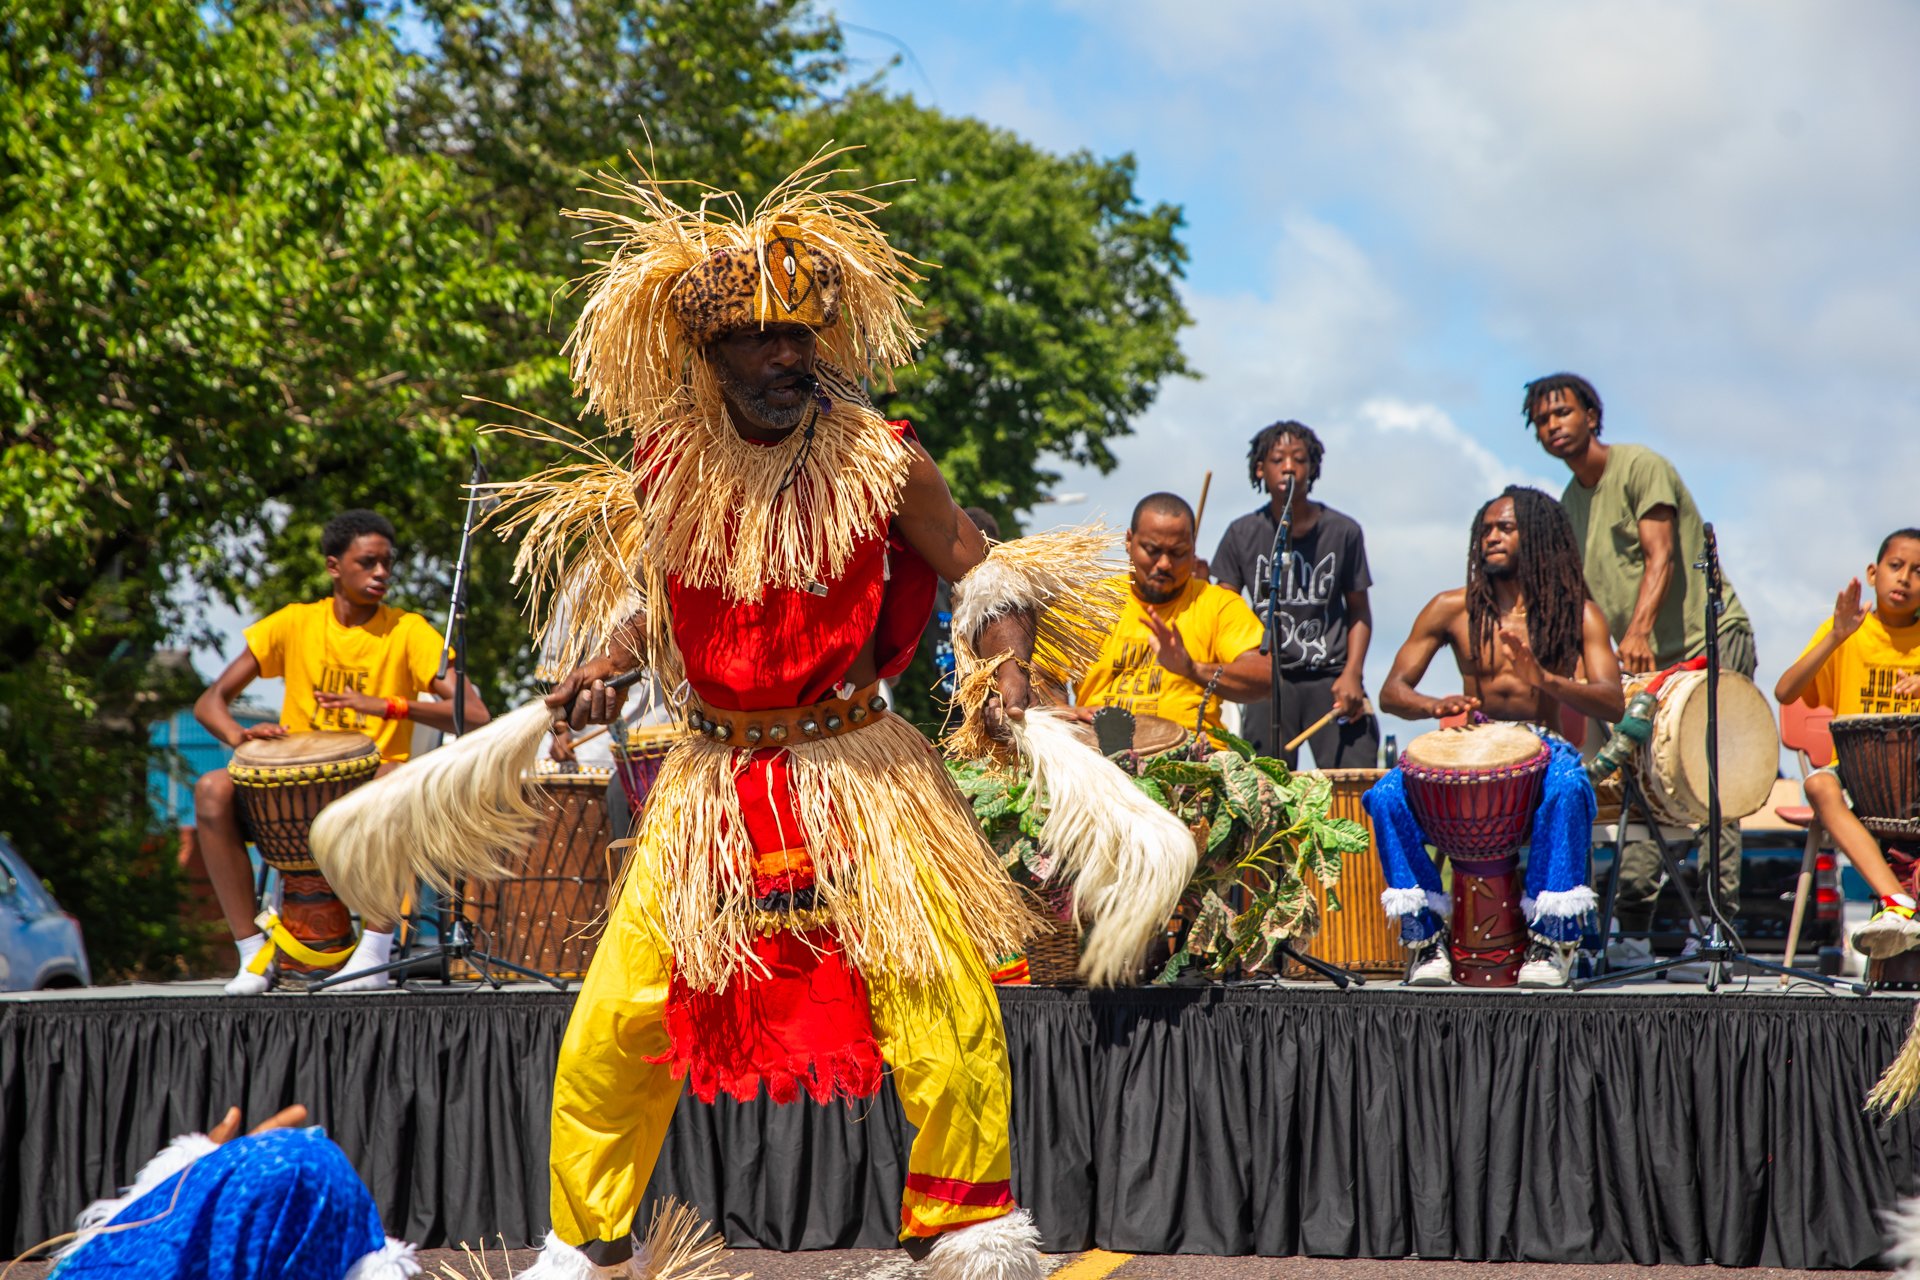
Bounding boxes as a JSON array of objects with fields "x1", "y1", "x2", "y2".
[
  {"x1": 989, "y1": 954, "x2": 1031, "y2": 984},
  {"x1": 900, "y1": 1172, "x2": 1015, "y2": 1238}
]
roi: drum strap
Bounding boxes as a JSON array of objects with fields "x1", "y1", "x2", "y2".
[{"x1": 246, "y1": 911, "x2": 357, "y2": 974}]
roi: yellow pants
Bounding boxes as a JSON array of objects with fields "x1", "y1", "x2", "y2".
[{"x1": 547, "y1": 858, "x2": 1018, "y2": 1260}]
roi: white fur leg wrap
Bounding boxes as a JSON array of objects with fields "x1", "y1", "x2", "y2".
[
  {"x1": 311, "y1": 699, "x2": 554, "y2": 922},
  {"x1": 513, "y1": 1232, "x2": 632, "y2": 1280},
  {"x1": 950, "y1": 556, "x2": 1048, "y2": 645},
  {"x1": 65, "y1": 1132, "x2": 219, "y2": 1255},
  {"x1": 1529, "y1": 886, "x2": 1597, "y2": 921},
  {"x1": 925, "y1": 1208, "x2": 1044, "y2": 1280},
  {"x1": 1380, "y1": 886, "x2": 1447, "y2": 919},
  {"x1": 344, "y1": 1238, "x2": 422, "y2": 1280},
  {"x1": 1012, "y1": 709, "x2": 1196, "y2": 986}
]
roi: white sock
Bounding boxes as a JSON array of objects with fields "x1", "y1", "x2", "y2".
[
  {"x1": 329, "y1": 930, "x2": 397, "y2": 991},
  {"x1": 1893, "y1": 893, "x2": 1917, "y2": 910},
  {"x1": 346, "y1": 929, "x2": 395, "y2": 969},
  {"x1": 225, "y1": 932, "x2": 270, "y2": 996}
]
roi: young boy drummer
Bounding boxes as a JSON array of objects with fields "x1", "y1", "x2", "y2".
[
  {"x1": 1776, "y1": 528, "x2": 1920, "y2": 959},
  {"x1": 191, "y1": 509, "x2": 490, "y2": 994},
  {"x1": 1368, "y1": 487, "x2": 1624, "y2": 988}
]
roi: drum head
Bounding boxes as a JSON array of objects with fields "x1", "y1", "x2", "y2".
[
  {"x1": 230, "y1": 730, "x2": 378, "y2": 769},
  {"x1": 1130, "y1": 714, "x2": 1189, "y2": 756},
  {"x1": 1402, "y1": 722, "x2": 1543, "y2": 771},
  {"x1": 1655, "y1": 671, "x2": 1779, "y2": 822}
]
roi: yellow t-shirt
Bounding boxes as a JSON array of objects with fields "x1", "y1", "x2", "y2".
[
  {"x1": 1076, "y1": 575, "x2": 1267, "y2": 741},
  {"x1": 244, "y1": 600, "x2": 446, "y2": 761},
  {"x1": 1794, "y1": 612, "x2": 1920, "y2": 717}
]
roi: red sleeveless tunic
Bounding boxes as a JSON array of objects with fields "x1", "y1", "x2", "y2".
[{"x1": 649, "y1": 422, "x2": 939, "y2": 1104}]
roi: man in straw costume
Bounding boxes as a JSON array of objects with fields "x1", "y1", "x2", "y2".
[{"x1": 401, "y1": 152, "x2": 1194, "y2": 1280}]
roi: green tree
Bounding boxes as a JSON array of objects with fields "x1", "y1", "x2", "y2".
[{"x1": 0, "y1": 1, "x2": 548, "y2": 974}]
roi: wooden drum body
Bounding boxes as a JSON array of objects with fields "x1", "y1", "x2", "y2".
[
  {"x1": 1831, "y1": 714, "x2": 1920, "y2": 841},
  {"x1": 227, "y1": 731, "x2": 379, "y2": 975},
  {"x1": 1284, "y1": 769, "x2": 1403, "y2": 978},
  {"x1": 1631, "y1": 670, "x2": 1778, "y2": 827},
  {"x1": 1400, "y1": 724, "x2": 1548, "y2": 987},
  {"x1": 461, "y1": 765, "x2": 625, "y2": 981}
]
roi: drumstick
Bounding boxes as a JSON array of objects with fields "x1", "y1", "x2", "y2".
[
  {"x1": 1193, "y1": 470, "x2": 1213, "y2": 541},
  {"x1": 1284, "y1": 698, "x2": 1373, "y2": 753},
  {"x1": 564, "y1": 723, "x2": 612, "y2": 749}
]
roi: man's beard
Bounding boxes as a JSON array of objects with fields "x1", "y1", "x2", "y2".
[
  {"x1": 1483, "y1": 557, "x2": 1516, "y2": 579},
  {"x1": 715, "y1": 362, "x2": 812, "y2": 432},
  {"x1": 1134, "y1": 576, "x2": 1182, "y2": 604}
]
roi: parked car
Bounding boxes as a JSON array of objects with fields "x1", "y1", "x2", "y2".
[{"x1": 0, "y1": 834, "x2": 91, "y2": 990}]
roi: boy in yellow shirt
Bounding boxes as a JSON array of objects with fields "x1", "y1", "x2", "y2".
[
  {"x1": 1076, "y1": 493, "x2": 1270, "y2": 745},
  {"x1": 1776, "y1": 528, "x2": 1920, "y2": 958},
  {"x1": 190, "y1": 510, "x2": 490, "y2": 994}
]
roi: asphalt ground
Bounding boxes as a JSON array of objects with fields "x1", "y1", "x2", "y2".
[{"x1": 8, "y1": 1247, "x2": 1887, "y2": 1279}]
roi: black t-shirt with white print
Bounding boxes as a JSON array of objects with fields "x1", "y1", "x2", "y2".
[{"x1": 1210, "y1": 503, "x2": 1371, "y2": 674}]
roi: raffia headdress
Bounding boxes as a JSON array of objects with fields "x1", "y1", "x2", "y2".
[{"x1": 488, "y1": 147, "x2": 931, "y2": 677}]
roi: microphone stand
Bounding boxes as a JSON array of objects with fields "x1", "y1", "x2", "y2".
[
  {"x1": 1576, "y1": 524, "x2": 1862, "y2": 995},
  {"x1": 1250, "y1": 476, "x2": 1362, "y2": 988},
  {"x1": 310, "y1": 447, "x2": 563, "y2": 992}
]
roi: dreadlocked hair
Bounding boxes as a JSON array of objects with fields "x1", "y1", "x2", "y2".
[
  {"x1": 1466, "y1": 485, "x2": 1589, "y2": 674},
  {"x1": 1246, "y1": 420, "x2": 1324, "y2": 491}
]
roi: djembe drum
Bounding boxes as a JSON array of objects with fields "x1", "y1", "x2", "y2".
[
  {"x1": 1400, "y1": 723, "x2": 1549, "y2": 987},
  {"x1": 611, "y1": 723, "x2": 682, "y2": 816},
  {"x1": 227, "y1": 731, "x2": 381, "y2": 978},
  {"x1": 460, "y1": 763, "x2": 624, "y2": 981},
  {"x1": 1630, "y1": 670, "x2": 1779, "y2": 826},
  {"x1": 1830, "y1": 714, "x2": 1920, "y2": 840}
]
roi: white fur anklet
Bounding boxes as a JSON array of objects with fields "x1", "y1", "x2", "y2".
[
  {"x1": 925, "y1": 1208, "x2": 1044, "y2": 1280},
  {"x1": 512, "y1": 1232, "x2": 631, "y2": 1280}
]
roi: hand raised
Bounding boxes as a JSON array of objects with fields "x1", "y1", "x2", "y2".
[
  {"x1": 1834, "y1": 578, "x2": 1868, "y2": 641},
  {"x1": 1141, "y1": 610, "x2": 1196, "y2": 682}
]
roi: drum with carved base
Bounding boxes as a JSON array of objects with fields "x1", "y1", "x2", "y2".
[
  {"x1": 227, "y1": 731, "x2": 379, "y2": 978},
  {"x1": 1400, "y1": 723, "x2": 1548, "y2": 987}
]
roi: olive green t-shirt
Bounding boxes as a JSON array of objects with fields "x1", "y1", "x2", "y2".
[{"x1": 1559, "y1": 443, "x2": 1749, "y2": 665}]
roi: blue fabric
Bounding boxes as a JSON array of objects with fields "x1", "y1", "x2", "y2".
[
  {"x1": 1363, "y1": 730, "x2": 1596, "y2": 946},
  {"x1": 55, "y1": 1129, "x2": 385, "y2": 1280}
]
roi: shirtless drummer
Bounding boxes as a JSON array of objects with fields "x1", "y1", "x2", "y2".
[{"x1": 1368, "y1": 486, "x2": 1624, "y2": 988}]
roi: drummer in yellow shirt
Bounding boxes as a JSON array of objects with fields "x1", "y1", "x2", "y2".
[
  {"x1": 1776, "y1": 527, "x2": 1920, "y2": 960},
  {"x1": 190, "y1": 509, "x2": 490, "y2": 995},
  {"x1": 1074, "y1": 493, "x2": 1271, "y2": 746}
]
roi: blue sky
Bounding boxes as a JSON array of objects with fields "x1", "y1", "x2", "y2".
[
  {"x1": 826, "y1": 0, "x2": 1920, "y2": 752},
  {"x1": 207, "y1": 1, "x2": 1920, "y2": 755}
]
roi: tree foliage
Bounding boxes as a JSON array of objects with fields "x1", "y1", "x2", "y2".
[
  {"x1": 0, "y1": 0, "x2": 1193, "y2": 972},
  {"x1": 0, "y1": 1, "x2": 546, "y2": 972}
]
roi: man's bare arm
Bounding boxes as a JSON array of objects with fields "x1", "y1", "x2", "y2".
[
  {"x1": 1509, "y1": 602, "x2": 1624, "y2": 723},
  {"x1": 893, "y1": 441, "x2": 1034, "y2": 729},
  {"x1": 1379, "y1": 591, "x2": 1478, "y2": 720},
  {"x1": 1621, "y1": 504, "x2": 1678, "y2": 673}
]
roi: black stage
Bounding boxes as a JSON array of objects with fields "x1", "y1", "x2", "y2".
[{"x1": 3, "y1": 982, "x2": 1914, "y2": 1269}]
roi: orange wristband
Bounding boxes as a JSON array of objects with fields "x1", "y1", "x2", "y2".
[{"x1": 385, "y1": 697, "x2": 409, "y2": 721}]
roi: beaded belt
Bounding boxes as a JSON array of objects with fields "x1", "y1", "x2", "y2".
[{"x1": 685, "y1": 680, "x2": 891, "y2": 746}]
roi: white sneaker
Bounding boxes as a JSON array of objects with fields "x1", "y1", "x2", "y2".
[
  {"x1": 1406, "y1": 933, "x2": 1453, "y2": 986},
  {"x1": 1517, "y1": 942, "x2": 1574, "y2": 989},
  {"x1": 1665, "y1": 936, "x2": 1712, "y2": 984},
  {"x1": 1604, "y1": 936, "x2": 1655, "y2": 970},
  {"x1": 1852, "y1": 905, "x2": 1920, "y2": 959}
]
